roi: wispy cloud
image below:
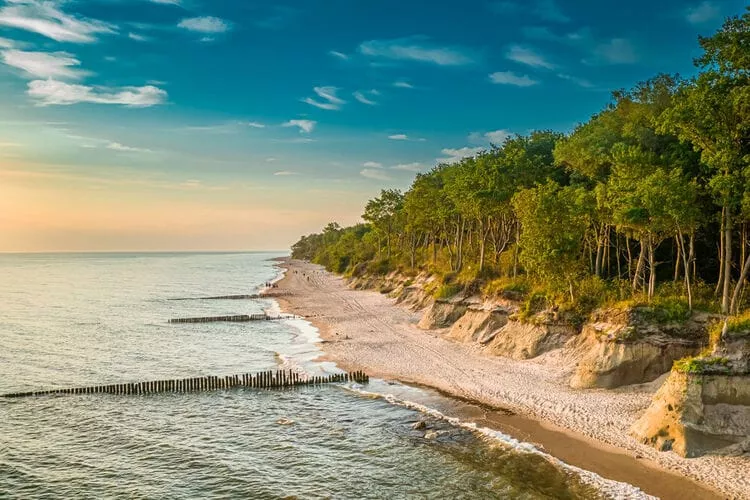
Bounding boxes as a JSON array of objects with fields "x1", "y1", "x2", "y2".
[
  {"x1": 178, "y1": 16, "x2": 231, "y2": 33},
  {"x1": 128, "y1": 32, "x2": 151, "y2": 42},
  {"x1": 359, "y1": 36, "x2": 476, "y2": 66},
  {"x1": 388, "y1": 133, "x2": 426, "y2": 142},
  {"x1": 303, "y1": 86, "x2": 346, "y2": 110},
  {"x1": 107, "y1": 141, "x2": 152, "y2": 153},
  {"x1": 535, "y1": 0, "x2": 569, "y2": 23},
  {"x1": 150, "y1": 0, "x2": 182, "y2": 4},
  {"x1": 282, "y1": 119, "x2": 316, "y2": 133},
  {"x1": 363, "y1": 161, "x2": 382, "y2": 168},
  {"x1": 391, "y1": 162, "x2": 423, "y2": 172},
  {"x1": 360, "y1": 168, "x2": 392, "y2": 181},
  {"x1": 273, "y1": 170, "x2": 298, "y2": 176},
  {"x1": 180, "y1": 121, "x2": 265, "y2": 133},
  {"x1": 489, "y1": 71, "x2": 539, "y2": 87},
  {"x1": 479, "y1": 129, "x2": 512, "y2": 144},
  {"x1": 685, "y1": 1, "x2": 720, "y2": 24},
  {"x1": 590, "y1": 38, "x2": 638, "y2": 64},
  {"x1": 1, "y1": 50, "x2": 87, "y2": 79},
  {"x1": 329, "y1": 50, "x2": 349, "y2": 60},
  {"x1": 27, "y1": 80, "x2": 168, "y2": 107},
  {"x1": 0, "y1": 0, "x2": 115, "y2": 43},
  {"x1": 506, "y1": 45, "x2": 554, "y2": 69},
  {"x1": 0, "y1": 37, "x2": 14, "y2": 48},
  {"x1": 393, "y1": 80, "x2": 414, "y2": 89},
  {"x1": 557, "y1": 73, "x2": 594, "y2": 88},
  {"x1": 438, "y1": 146, "x2": 484, "y2": 164},
  {"x1": 353, "y1": 90, "x2": 378, "y2": 105}
]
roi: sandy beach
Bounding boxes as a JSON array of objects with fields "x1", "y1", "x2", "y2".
[{"x1": 275, "y1": 258, "x2": 750, "y2": 500}]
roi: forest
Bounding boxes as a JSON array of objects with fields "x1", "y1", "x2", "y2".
[{"x1": 292, "y1": 9, "x2": 750, "y2": 323}]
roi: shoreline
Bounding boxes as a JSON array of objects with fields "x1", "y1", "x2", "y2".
[{"x1": 274, "y1": 258, "x2": 749, "y2": 500}]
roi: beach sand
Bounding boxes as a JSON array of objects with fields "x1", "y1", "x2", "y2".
[{"x1": 275, "y1": 258, "x2": 749, "y2": 500}]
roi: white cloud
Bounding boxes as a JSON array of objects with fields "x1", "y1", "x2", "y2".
[
  {"x1": 360, "y1": 168, "x2": 392, "y2": 181},
  {"x1": 438, "y1": 146, "x2": 484, "y2": 164},
  {"x1": 489, "y1": 71, "x2": 539, "y2": 87},
  {"x1": 535, "y1": 0, "x2": 570, "y2": 23},
  {"x1": 353, "y1": 90, "x2": 378, "y2": 105},
  {"x1": 388, "y1": 134, "x2": 409, "y2": 140},
  {"x1": 150, "y1": 0, "x2": 181, "y2": 4},
  {"x1": 106, "y1": 141, "x2": 152, "y2": 153},
  {"x1": 363, "y1": 161, "x2": 382, "y2": 168},
  {"x1": 182, "y1": 121, "x2": 264, "y2": 133},
  {"x1": 0, "y1": 37, "x2": 13, "y2": 48},
  {"x1": 591, "y1": 38, "x2": 638, "y2": 64},
  {"x1": 506, "y1": 45, "x2": 554, "y2": 69},
  {"x1": 27, "y1": 80, "x2": 168, "y2": 107},
  {"x1": 303, "y1": 86, "x2": 345, "y2": 110},
  {"x1": 393, "y1": 81, "x2": 414, "y2": 89},
  {"x1": 485, "y1": 129, "x2": 512, "y2": 144},
  {"x1": 266, "y1": 157, "x2": 277, "y2": 162},
  {"x1": 359, "y1": 37, "x2": 475, "y2": 66},
  {"x1": 557, "y1": 73, "x2": 594, "y2": 88},
  {"x1": 1, "y1": 50, "x2": 86, "y2": 79},
  {"x1": 274, "y1": 170, "x2": 297, "y2": 176},
  {"x1": 0, "y1": 0, "x2": 115, "y2": 43},
  {"x1": 178, "y1": 16, "x2": 230, "y2": 34},
  {"x1": 329, "y1": 50, "x2": 349, "y2": 60},
  {"x1": 391, "y1": 162, "x2": 423, "y2": 172},
  {"x1": 282, "y1": 119, "x2": 316, "y2": 133},
  {"x1": 128, "y1": 32, "x2": 150, "y2": 42},
  {"x1": 685, "y1": 1, "x2": 720, "y2": 24}
]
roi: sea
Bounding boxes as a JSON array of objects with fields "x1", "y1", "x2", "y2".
[{"x1": 0, "y1": 252, "x2": 649, "y2": 499}]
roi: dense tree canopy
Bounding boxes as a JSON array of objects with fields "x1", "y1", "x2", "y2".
[{"x1": 292, "y1": 8, "x2": 750, "y2": 318}]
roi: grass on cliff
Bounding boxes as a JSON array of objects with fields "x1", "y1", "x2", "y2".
[{"x1": 673, "y1": 356, "x2": 730, "y2": 375}]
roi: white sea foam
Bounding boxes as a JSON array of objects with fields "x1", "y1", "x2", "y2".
[{"x1": 345, "y1": 385, "x2": 657, "y2": 500}]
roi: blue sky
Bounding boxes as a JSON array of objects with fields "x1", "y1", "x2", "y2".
[{"x1": 0, "y1": 0, "x2": 745, "y2": 251}]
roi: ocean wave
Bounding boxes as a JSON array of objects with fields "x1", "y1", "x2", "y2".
[{"x1": 345, "y1": 385, "x2": 657, "y2": 500}]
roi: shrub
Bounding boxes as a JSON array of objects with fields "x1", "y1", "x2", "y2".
[{"x1": 434, "y1": 283, "x2": 463, "y2": 300}]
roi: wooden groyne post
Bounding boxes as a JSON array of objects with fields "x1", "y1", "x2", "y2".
[
  {"x1": 168, "y1": 314, "x2": 296, "y2": 324},
  {"x1": 1, "y1": 370, "x2": 369, "y2": 398}
]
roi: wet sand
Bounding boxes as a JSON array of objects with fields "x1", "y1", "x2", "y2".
[{"x1": 275, "y1": 258, "x2": 748, "y2": 500}]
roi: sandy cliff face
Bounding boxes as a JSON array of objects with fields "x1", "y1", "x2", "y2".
[
  {"x1": 631, "y1": 371, "x2": 750, "y2": 457},
  {"x1": 569, "y1": 309, "x2": 712, "y2": 389},
  {"x1": 631, "y1": 335, "x2": 750, "y2": 457}
]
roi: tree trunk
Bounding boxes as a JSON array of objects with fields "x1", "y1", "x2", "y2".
[
  {"x1": 676, "y1": 227, "x2": 692, "y2": 311},
  {"x1": 716, "y1": 208, "x2": 725, "y2": 297},
  {"x1": 731, "y1": 253, "x2": 750, "y2": 315},
  {"x1": 674, "y1": 236, "x2": 681, "y2": 282},
  {"x1": 722, "y1": 207, "x2": 732, "y2": 314},
  {"x1": 626, "y1": 236, "x2": 633, "y2": 280},
  {"x1": 689, "y1": 233, "x2": 696, "y2": 283},
  {"x1": 513, "y1": 223, "x2": 520, "y2": 278},
  {"x1": 616, "y1": 232, "x2": 622, "y2": 279},
  {"x1": 648, "y1": 235, "x2": 657, "y2": 301},
  {"x1": 632, "y1": 238, "x2": 646, "y2": 294}
]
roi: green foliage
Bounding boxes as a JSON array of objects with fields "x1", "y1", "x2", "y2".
[
  {"x1": 290, "y1": 9, "x2": 750, "y2": 331},
  {"x1": 674, "y1": 356, "x2": 730, "y2": 374},
  {"x1": 635, "y1": 297, "x2": 692, "y2": 324},
  {"x1": 434, "y1": 284, "x2": 463, "y2": 300}
]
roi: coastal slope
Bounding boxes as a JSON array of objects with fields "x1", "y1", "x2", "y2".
[{"x1": 276, "y1": 258, "x2": 749, "y2": 500}]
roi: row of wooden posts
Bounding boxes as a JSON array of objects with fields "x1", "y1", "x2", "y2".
[
  {"x1": 1, "y1": 370, "x2": 369, "y2": 399},
  {"x1": 168, "y1": 291, "x2": 291, "y2": 301},
  {"x1": 168, "y1": 314, "x2": 295, "y2": 324}
]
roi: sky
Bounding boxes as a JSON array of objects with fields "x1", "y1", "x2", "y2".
[{"x1": 0, "y1": 0, "x2": 746, "y2": 252}]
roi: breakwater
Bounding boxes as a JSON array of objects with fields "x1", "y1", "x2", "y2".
[{"x1": 2, "y1": 370, "x2": 369, "y2": 398}]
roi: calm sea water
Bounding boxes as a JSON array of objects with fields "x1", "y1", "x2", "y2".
[{"x1": 0, "y1": 252, "x2": 634, "y2": 499}]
